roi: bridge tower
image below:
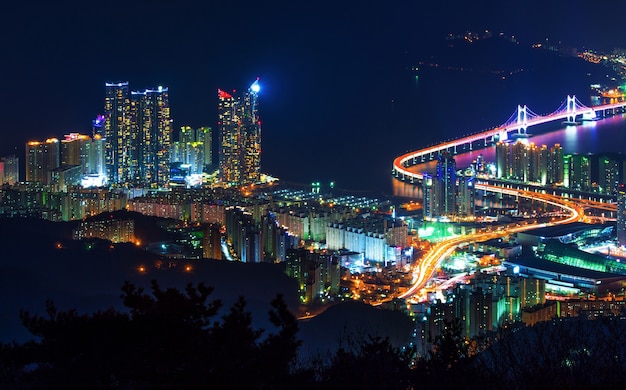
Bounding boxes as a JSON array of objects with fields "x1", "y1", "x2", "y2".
[
  {"x1": 517, "y1": 105, "x2": 528, "y2": 134},
  {"x1": 566, "y1": 95, "x2": 577, "y2": 123}
]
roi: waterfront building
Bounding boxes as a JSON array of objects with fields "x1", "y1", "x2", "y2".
[
  {"x1": 457, "y1": 171, "x2": 475, "y2": 217},
  {"x1": 547, "y1": 143, "x2": 563, "y2": 185},
  {"x1": 422, "y1": 173, "x2": 439, "y2": 219},
  {"x1": 218, "y1": 79, "x2": 261, "y2": 186},
  {"x1": 526, "y1": 142, "x2": 542, "y2": 183},
  {"x1": 598, "y1": 155, "x2": 620, "y2": 194},
  {"x1": 0, "y1": 155, "x2": 19, "y2": 185},
  {"x1": 511, "y1": 140, "x2": 528, "y2": 182},
  {"x1": 26, "y1": 139, "x2": 60, "y2": 185},
  {"x1": 538, "y1": 144, "x2": 549, "y2": 185},
  {"x1": 436, "y1": 152, "x2": 456, "y2": 216},
  {"x1": 495, "y1": 141, "x2": 510, "y2": 179},
  {"x1": 564, "y1": 153, "x2": 591, "y2": 191}
]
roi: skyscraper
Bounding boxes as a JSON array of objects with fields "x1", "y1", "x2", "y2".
[
  {"x1": 436, "y1": 152, "x2": 456, "y2": 216},
  {"x1": 564, "y1": 153, "x2": 590, "y2": 191},
  {"x1": 547, "y1": 144, "x2": 563, "y2": 185},
  {"x1": 131, "y1": 86, "x2": 171, "y2": 187},
  {"x1": 196, "y1": 126, "x2": 212, "y2": 167},
  {"x1": 218, "y1": 79, "x2": 261, "y2": 186},
  {"x1": 495, "y1": 141, "x2": 510, "y2": 179},
  {"x1": 457, "y1": 170, "x2": 475, "y2": 217},
  {"x1": 26, "y1": 138, "x2": 60, "y2": 184},
  {"x1": 511, "y1": 140, "x2": 528, "y2": 182},
  {"x1": 104, "y1": 82, "x2": 131, "y2": 184},
  {"x1": 171, "y1": 126, "x2": 210, "y2": 175},
  {"x1": 598, "y1": 156, "x2": 620, "y2": 195},
  {"x1": 104, "y1": 82, "x2": 171, "y2": 187},
  {"x1": 61, "y1": 133, "x2": 92, "y2": 174}
]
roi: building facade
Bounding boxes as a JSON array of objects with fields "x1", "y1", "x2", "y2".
[
  {"x1": 104, "y1": 82, "x2": 171, "y2": 187},
  {"x1": 26, "y1": 139, "x2": 60, "y2": 185},
  {"x1": 218, "y1": 79, "x2": 261, "y2": 186}
]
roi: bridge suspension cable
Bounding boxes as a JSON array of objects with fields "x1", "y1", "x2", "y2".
[{"x1": 501, "y1": 104, "x2": 540, "y2": 128}]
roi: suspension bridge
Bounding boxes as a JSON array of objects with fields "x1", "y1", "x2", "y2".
[{"x1": 392, "y1": 96, "x2": 626, "y2": 183}]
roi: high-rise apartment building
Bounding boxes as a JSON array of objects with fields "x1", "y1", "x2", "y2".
[
  {"x1": 104, "y1": 82, "x2": 131, "y2": 184},
  {"x1": 564, "y1": 153, "x2": 590, "y2": 191},
  {"x1": 457, "y1": 171, "x2": 475, "y2": 217},
  {"x1": 422, "y1": 173, "x2": 438, "y2": 219},
  {"x1": 196, "y1": 127, "x2": 212, "y2": 167},
  {"x1": 104, "y1": 82, "x2": 171, "y2": 187},
  {"x1": 598, "y1": 156, "x2": 620, "y2": 195},
  {"x1": 511, "y1": 140, "x2": 528, "y2": 182},
  {"x1": 131, "y1": 87, "x2": 171, "y2": 186},
  {"x1": 495, "y1": 141, "x2": 510, "y2": 179},
  {"x1": 436, "y1": 152, "x2": 456, "y2": 216},
  {"x1": 61, "y1": 133, "x2": 92, "y2": 174},
  {"x1": 171, "y1": 126, "x2": 212, "y2": 175},
  {"x1": 547, "y1": 144, "x2": 563, "y2": 185},
  {"x1": 26, "y1": 139, "x2": 60, "y2": 185},
  {"x1": 218, "y1": 79, "x2": 261, "y2": 186}
]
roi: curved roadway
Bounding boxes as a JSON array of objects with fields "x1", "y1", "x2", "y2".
[{"x1": 397, "y1": 178, "x2": 584, "y2": 300}]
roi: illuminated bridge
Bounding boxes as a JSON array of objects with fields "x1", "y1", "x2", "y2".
[{"x1": 392, "y1": 96, "x2": 626, "y2": 183}]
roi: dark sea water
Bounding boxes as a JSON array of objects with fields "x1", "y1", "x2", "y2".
[{"x1": 260, "y1": 53, "x2": 623, "y2": 197}]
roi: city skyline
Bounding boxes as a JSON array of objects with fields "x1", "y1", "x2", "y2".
[{"x1": 3, "y1": 1, "x2": 626, "y2": 192}]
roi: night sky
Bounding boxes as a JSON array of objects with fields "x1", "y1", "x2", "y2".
[{"x1": 1, "y1": 0, "x2": 625, "y2": 186}]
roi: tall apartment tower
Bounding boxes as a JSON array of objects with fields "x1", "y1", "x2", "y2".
[
  {"x1": 457, "y1": 171, "x2": 475, "y2": 217},
  {"x1": 61, "y1": 133, "x2": 92, "y2": 174},
  {"x1": 130, "y1": 86, "x2": 171, "y2": 187},
  {"x1": 218, "y1": 79, "x2": 261, "y2": 186},
  {"x1": 104, "y1": 82, "x2": 131, "y2": 184},
  {"x1": 547, "y1": 144, "x2": 563, "y2": 185},
  {"x1": 196, "y1": 127, "x2": 212, "y2": 167},
  {"x1": 436, "y1": 152, "x2": 456, "y2": 216},
  {"x1": 26, "y1": 138, "x2": 60, "y2": 184},
  {"x1": 598, "y1": 156, "x2": 620, "y2": 195},
  {"x1": 564, "y1": 153, "x2": 590, "y2": 191},
  {"x1": 495, "y1": 141, "x2": 510, "y2": 179},
  {"x1": 511, "y1": 140, "x2": 528, "y2": 182},
  {"x1": 104, "y1": 82, "x2": 171, "y2": 187}
]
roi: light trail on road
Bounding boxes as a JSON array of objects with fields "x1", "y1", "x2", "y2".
[{"x1": 398, "y1": 184, "x2": 583, "y2": 300}]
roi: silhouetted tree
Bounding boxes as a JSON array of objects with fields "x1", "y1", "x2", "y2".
[
  {"x1": 319, "y1": 334, "x2": 413, "y2": 390},
  {"x1": 5, "y1": 280, "x2": 301, "y2": 389}
]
